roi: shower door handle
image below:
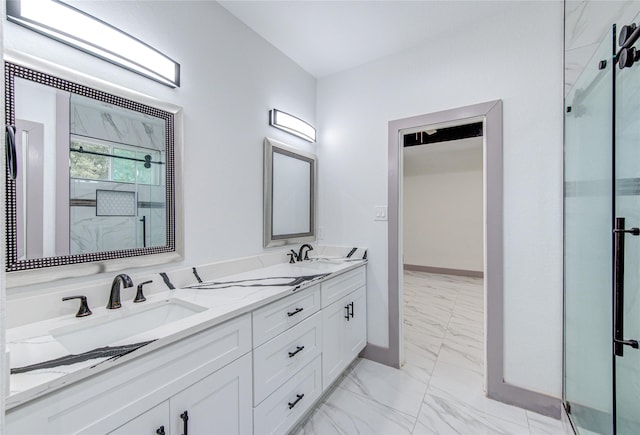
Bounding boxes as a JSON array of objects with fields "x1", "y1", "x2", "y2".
[{"x1": 613, "y1": 217, "x2": 640, "y2": 357}]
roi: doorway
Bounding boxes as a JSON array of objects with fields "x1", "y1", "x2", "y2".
[
  {"x1": 385, "y1": 101, "x2": 560, "y2": 417},
  {"x1": 401, "y1": 120, "x2": 485, "y2": 398},
  {"x1": 402, "y1": 122, "x2": 484, "y2": 278}
]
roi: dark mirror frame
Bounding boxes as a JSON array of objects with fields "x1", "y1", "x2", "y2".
[{"x1": 4, "y1": 59, "x2": 183, "y2": 285}]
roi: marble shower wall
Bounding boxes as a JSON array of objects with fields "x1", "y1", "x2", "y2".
[
  {"x1": 565, "y1": 1, "x2": 640, "y2": 96},
  {"x1": 69, "y1": 179, "x2": 167, "y2": 254},
  {"x1": 70, "y1": 94, "x2": 165, "y2": 150},
  {"x1": 68, "y1": 94, "x2": 167, "y2": 254}
]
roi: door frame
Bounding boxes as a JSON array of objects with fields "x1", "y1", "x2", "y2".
[{"x1": 379, "y1": 100, "x2": 560, "y2": 417}]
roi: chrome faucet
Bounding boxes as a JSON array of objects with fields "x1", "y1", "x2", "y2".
[
  {"x1": 107, "y1": 274, "x2": 133, "y2": 309},
  {"x1": 298, "y1": 244, "x2": 314, "y2": 261}
]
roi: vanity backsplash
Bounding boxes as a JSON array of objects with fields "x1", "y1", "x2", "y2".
[{"x1": 5, "y1": 245, "x2": 368, "y2": 329}]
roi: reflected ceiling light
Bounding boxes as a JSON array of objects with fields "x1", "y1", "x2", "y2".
[
  {"x1": 6, "y1": 0, "x2": 180, "y2": 88},
  {"x1": 269, "y1": 109, "x2": 316, "y2": 143}
]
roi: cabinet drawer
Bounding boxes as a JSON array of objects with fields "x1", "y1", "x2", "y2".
[
  {"x1": 253, "y1": 312, "x2": 321, "y2": 405},
  {"x1": 321, "y1": 266, "x2": 366, "y2": 307},
  {"x1": 252, "y1": 284, "x2": 320, "y2": 346},
  {"x1": 253, "y1": 354, "x2": 322, "y2": 435}
]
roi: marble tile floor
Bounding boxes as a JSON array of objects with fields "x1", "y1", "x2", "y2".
[{"x1": 295, "y1": 271, "x2": 564, "y2": 435}]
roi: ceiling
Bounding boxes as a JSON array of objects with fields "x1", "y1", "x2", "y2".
[{"x1": 217, "y1": 1, "x2": 505, "y2": 78}]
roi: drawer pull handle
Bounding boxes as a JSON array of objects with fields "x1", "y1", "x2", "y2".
[
  {"x1": 287, "y1": 307, "x2": 304, "y2": 317},
  {"x1": 156, "y1": 426, "x2": 166, "y2": 435},
  {"x1": 288, "y1": 393, "x2": 305, "y2": 409},
  {"x1": 288, "y1": 345, "x2": 305, "y2": 358},
  {"x1": 349, "y1": 301, "x2": 354, "y2": 318},
  {"x1": 180, "y1": 410, "x2": 189, "y2": 435},
  {"x1": 345, "y1": 305, "x2": 350, "y2": 321}
]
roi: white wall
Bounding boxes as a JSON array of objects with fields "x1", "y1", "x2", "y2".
[
  {"x1": 316, "y1": 1, "x2": 564, "y2": 397},
  {"x1": 403, "y1": 138, "x2": 483, "y2": 272},
  {"x1": 4, "y1": 1, "x2": 316, "y2": 295}
]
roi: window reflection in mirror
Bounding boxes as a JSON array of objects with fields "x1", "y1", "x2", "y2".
[{"x1": 6, "y1": 61, "x2": 176, "y2": 273}]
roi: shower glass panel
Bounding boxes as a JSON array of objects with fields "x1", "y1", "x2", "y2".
[
  {"x1": 614, "y1": 15, "x2": 640, "y2": 434},
  {"x1": 564, "y1": 30, "x2": 613, "y2": 435}
]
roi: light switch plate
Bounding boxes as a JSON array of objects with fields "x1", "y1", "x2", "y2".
[{"x1": 374, "y1": 206, "x2": 388, "y2": 221}]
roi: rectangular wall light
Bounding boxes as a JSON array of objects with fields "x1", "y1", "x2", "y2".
[
  {"x1": 269, "y1": 109, "x2": 316, "y2": 143},
  {"x1": 6, "y1": 0, "x2": 180, "y2": 88}
]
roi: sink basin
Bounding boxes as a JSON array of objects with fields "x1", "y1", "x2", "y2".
[{"x1": 51, "y1": 298, "x2": 207, "y2": 354}]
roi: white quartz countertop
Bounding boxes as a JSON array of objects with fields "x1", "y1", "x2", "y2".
[{"x1": 6, "y1": 257, "x2": 366, "y2": 409}]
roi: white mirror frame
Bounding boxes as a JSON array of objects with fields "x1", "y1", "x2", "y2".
[
  {"x1": 4, "y1": 50, "x2": 184, "y2": 287},
  {"x1": 263, "y1": 137, "x2": 316, "y2": 248}
]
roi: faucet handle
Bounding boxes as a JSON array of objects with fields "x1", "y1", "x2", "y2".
[
  {"x1": 62, "y1": 295, "x2": 92, "y2": 317},
  {"x1": 290, "y1": 249, "x2": 299, "y2": 262},
  {"x1": 134, "y1": 280, "x2": 153, "y2": 303}
]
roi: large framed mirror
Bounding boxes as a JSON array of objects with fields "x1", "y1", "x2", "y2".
[
  {"x1": 4, "y1": 53, "x2": 183, "y2": 286},
  {"x1": 263, "y1": 137, "x2": 316, "y2": 247}
]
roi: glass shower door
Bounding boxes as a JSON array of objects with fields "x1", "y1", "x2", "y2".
[
  {"x1": 614, "y1": 17, "x2": 640, "y2": 435},
  {"x1": 564, "y1": 30, "x2": 614, "y2": 435}
]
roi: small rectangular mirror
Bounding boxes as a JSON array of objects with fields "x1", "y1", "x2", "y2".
[{"x1": 263, "y1": 137, "x2": 316, "y2": 247}]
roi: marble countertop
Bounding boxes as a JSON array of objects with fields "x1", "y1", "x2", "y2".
[{"x1": 6, "y1": 257, "x2": 366, "y2": 409}]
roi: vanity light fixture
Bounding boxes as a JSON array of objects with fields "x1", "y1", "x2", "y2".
[
  {"x1": 269, "y1": 109, "x2": 316, "y2": 143},
  {"x1": 6, "y1": 0, "x2": 180, "y2": 88}
]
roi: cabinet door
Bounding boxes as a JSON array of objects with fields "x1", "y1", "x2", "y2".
[
  {"x1": 322, "y1": 297, "x2": 349, "y2": 390},
  {"x1": 109, "y1": 401, "x2": 169, "y2": 435},
  {"x1": 170, "y1": 353, "x2": 252, "y2": 435},
  {"x1": 346, "y1": 286, "x2": 367, "y2": 359}
]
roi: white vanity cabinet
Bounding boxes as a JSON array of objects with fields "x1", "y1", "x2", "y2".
[
  {"x1": 321, "y1": 268, "x2": 367, "y2": 390},
  {"x1": 168, "y1": 352, "x2": 253, "y2": 435},
  {"x1": 250, "y1": 264, "x2": 367, "y2": 434},
  {"x1": 109, "y1": 353, "x2": 253, "y2": 435},
  {"x1": 251, "y1": 284, "x2": 323, "y2": 435},
  {"x1": 109, "y1": 402, "x2": 169, "y2": 435},
  {"x1": 6, "y1": 263, "x2": 368, "y2": 435},
  {"x1": 6, "y1": 314, "x2": 253, "y2": 435}
]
